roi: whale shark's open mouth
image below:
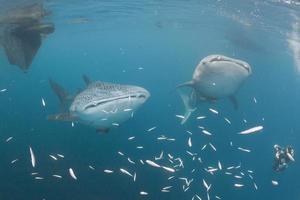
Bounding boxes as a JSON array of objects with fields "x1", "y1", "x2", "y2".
[
  {"x1": 83, "y1": 94, "x2": 147, "y2": 111},
  {"x1": 208, "y1": 56, "x2": 251, "y2": 73}
]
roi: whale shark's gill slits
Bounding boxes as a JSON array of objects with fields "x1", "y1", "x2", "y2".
[{"x1": 84, "y1": 94, "x2": 146, "y2": 110}]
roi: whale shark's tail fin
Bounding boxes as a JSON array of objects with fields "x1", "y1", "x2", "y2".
[
  {"x1": 48, "y1": 79, "x2": 72, "y2": 111},
  {"x1": 176, "y1": 81, "x2": 197, "y2": 124}
]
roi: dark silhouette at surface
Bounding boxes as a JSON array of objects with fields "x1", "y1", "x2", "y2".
[{"x1": 0, "y1": 3, "x2": 54, "y2": 72}]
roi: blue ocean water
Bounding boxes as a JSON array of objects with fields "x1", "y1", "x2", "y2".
[{"x1": 1, "y1": 0, "x2": 300, "y2": 199}]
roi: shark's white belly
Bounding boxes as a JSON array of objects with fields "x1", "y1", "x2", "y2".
[
  {"x1": 193, "y1": 63, "x2": 249, "y2": 99},
  {"x1": 195, "y1": 73, "x2": 245, "y2": 98}
]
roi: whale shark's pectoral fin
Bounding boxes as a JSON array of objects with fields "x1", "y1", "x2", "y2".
[
  {"x1": 229, "y1": 95, "x2": 239, "y2": 110},
  {"x1": 96, "y1": 128, "x2": 110, "y2": 134},
  {"x1": 176, "y1": 81, "x2": 194, "y2": 89},
  {"x1": 47, "y1": 113, "x2": 76, "y2": 121}
]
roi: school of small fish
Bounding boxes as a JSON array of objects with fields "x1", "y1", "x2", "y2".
[{"x1": 2, "y1": 95, "x2": 291, "y2": 200}]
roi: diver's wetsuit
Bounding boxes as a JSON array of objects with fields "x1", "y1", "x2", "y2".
[{"x1": 273, "y1": 145, "x2": 295, "y2": 172}]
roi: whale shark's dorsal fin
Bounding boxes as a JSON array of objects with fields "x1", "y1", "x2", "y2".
[
  {"x1": 49, "y1": 79, "x2": 69, "y2": 105},
  {"x1": 82, "y1": 74, "x2": 92, "y2": 86}
]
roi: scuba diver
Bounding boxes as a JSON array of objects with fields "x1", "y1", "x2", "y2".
[{"x1": 273, "y1": 144, "x2": 295, "y2": 172}]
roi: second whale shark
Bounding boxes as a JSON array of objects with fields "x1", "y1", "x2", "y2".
[
  {"x1": 177, "y1": 55, "x2": 252, "y2": 124},
  {"x1": 48, "y1": 75, "x2": 150, "y2": 133}
]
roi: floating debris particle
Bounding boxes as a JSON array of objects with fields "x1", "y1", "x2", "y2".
[
  {"x1": 0, "y1": 89, "x2": 7, "y2": 92},
  {"x1": 197, "y1": 116, "x2": 206, "y2": 120}
]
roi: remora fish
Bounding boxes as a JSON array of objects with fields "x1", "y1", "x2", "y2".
[
  {"x1": 177, "y1": 55, "x2": 251, "y2": 124},
  {"x1": 48, "y1": 75, "x2": 150, "y2": 133}
]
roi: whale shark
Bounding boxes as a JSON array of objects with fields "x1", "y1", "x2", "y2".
[
  {"x1": 48, "y1": 75, "x2": 150, "y2": 133},
  {"x1": 177, "y1": 55, "x2": 252, "y2": 124}
]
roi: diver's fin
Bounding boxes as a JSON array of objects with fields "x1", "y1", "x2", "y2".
[
  {"x1": 229, "y1": 95, "x2": 239, "y2": 110},
  {"x1": 176, "y1": 81, "x2": 194, "y2": 89},
  {"x1": 178, "y1": 89, "x2": 197, "y2": 124},
  {"x1": 47, "y1": 113, "x2": 75, "y2": 121},
  {"x1": 49, "y1": 79, "x2": 69, "y2": 105},
  {"x1": 96, "y1": 128, "x2": 110, "y2": 134},
  {"x1": 82, "y1": 74, "x2": 92, "y2": 86}
]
